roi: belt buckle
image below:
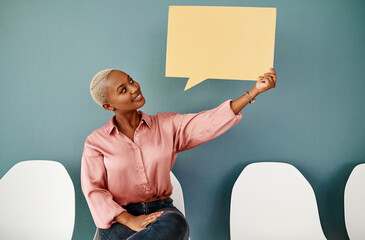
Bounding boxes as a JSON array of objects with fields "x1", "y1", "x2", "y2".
[{"x1": 141, "y1": 202, "x2": 146, "y2": 214}]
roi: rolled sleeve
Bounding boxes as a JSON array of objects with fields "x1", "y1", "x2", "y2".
[
  {"x1": 172, "y1": 99, "x2": 242, "y2": 153},
  {"x1": 80, "y1": 138, "x2": 126, "y2": 229}
]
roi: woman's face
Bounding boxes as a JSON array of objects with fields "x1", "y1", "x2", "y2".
[{"x1": 102, "y1": 70, "x2": 146, "y2": 113}]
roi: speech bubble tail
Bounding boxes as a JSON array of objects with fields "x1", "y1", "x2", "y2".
[{"x1": 184, "y1": 77, "x2": 205, "y2": 91}]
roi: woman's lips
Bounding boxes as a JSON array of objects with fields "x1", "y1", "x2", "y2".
[{"x1": 132, "y1": 93, "x2": 142, "y2": 102}]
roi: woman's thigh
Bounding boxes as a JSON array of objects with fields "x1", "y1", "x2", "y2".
[
  {"x1": 130, "y1": 206, "x2": 190, "y2": 240},
  {"x1": 99, "y1": 206, "x2": 189, "y2": 240},
  {"x1": 99, "y1": 221, "x2": 136, "y2": 240}
]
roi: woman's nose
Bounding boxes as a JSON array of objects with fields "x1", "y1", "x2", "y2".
[{"x1": 129, "y1": 84, "x2": 139, "y2": 93}]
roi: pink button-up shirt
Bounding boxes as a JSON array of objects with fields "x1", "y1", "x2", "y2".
[{"x1": 80, "y1": 99, "x2": 242, "y2": 229}]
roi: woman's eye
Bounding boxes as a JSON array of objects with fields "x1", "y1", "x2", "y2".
[
  {"x1": 121, "y1": 88, "x2": 126, "y2": 93},
  {"x1": 130, "y1": 79, "x2": 134, "y2": 84}
]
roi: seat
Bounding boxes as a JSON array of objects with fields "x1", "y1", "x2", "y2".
[
  {"x1": 93, "y1": 170, "x2": 190, "y2": 240},
  {"x1": 344, "y1": 163, "x2": 365, "y2": 240},
  {"x1": 0, "y1": 160, "x2": 75, "y2": 240},
  {"x1": 230, "y1": 162, "x2": 326, "y2": 240}
]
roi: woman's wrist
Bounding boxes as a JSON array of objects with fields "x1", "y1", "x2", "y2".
[
  {"x1": 248, "y1": 87, "x2": 260, "y2": 99},
  {"x1": 116, "y1": 211, "x2": 133, "y2": 225}
]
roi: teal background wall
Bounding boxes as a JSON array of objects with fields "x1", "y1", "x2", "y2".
[{"x1": 1, "y1": 0, "x2": 364, "y2": 239}]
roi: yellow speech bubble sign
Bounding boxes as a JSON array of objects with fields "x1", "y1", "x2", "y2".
[{"x1": 165, "y1": 6, "x2": 277, "y2": 91}]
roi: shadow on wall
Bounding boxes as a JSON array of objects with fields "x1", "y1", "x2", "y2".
[{"x1": 320, "y1": 163, "x2": 357, "y2": 240}]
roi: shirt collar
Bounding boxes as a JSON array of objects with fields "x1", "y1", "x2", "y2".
[{"x1": 104, "y1": 110, "x2": 152, "y2": 135}]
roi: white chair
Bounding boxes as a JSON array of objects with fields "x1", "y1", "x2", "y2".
[
  {"x1": 230, "y1": 162, "x2": 327, "y2": 240},
  {"x1": 169, "y1": 170, "x2": 187, "y2": 216},
  {"x1": 344, "y1": 163, "x2": 365, "y2": 240},
  {"x1": 93, "y1": 171, "x2": 190, "y2": 240},
  {"x1": 0, "y1": 160, "x2": 75, "y2": 240}
]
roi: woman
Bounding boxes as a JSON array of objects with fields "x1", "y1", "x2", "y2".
[{"x1": 81, "y1": 68, "x2": 277, "y2": 240}]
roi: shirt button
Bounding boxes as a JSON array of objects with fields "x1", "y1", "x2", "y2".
[{"x1": 138, "y1": 166, "x2": 144, "y2": 170}]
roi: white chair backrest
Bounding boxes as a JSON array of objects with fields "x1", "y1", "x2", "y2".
[
  {"x1": 230, "y1": 162, "x2": 326, "y2": 240},
  {"x1": 169, "y1": 171, "x2": 186, "y2": 216},
  {"x1": 0, "y1": 160, "x2": 75, "y2": 240},
  {"x1": 345, "y1": 163, "x2": 365, "y2": 240},
  {"x1": 93, "y1": 171, "x2": 188, "y2": 240}
]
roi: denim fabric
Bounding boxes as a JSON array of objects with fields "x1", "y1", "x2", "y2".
[{"x1": 99, "y1": 197, "x2": 190, "y2": 240}]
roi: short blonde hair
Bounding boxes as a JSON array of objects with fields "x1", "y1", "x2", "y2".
[{"x1": 89, "y1": 68, "x2": 115, "y2": 107}]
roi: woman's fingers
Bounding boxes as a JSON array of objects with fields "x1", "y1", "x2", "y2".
[
  {"x1": 147, "y1": 217, "x2": 156, "y2": 224},
  {"x1": 270, "y1": 72, "x2": 276, "y2": 87},
  {"x1": 144, "y1": 211, "x2": 164, "y2": 226},
  {"x1": 151, "y1": 213, "x2": 161, "y2": 219},
  {"x1": 258, "y1": 78, "x2": 265, "y2": 84},
  {"x1": 269, "y1": 68, "x2": 277, "y2": 82},
  {"x1": 260, "y1": 68, "x2": 276, "y2": 80},
  {"x1": 265, "y1": 73, "x2": 276, "y2": 87},
  {"x1": 264, "y1": 73, "x2": 271, "y2": 80},
  {"x1": 143, "y1": 218, "x2": 155, "y2": 227},
  {"x1": 259, "y1": 76, "x2": 266, "y2": 83},
  {"x1": 139, "y1": 218, "x2": 150, "y2": 227},
  {"x1": 262, "y1": 74, "x2": 271, "y2": 86},
  {"x1": 151, "y1": 211, "x2": 164, "y2": 217},
  {"x1": 270, "y1": 68, "x2": 276, "y2": 77}
]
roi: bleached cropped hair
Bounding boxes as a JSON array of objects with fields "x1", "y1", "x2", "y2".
[{"x1": 89, "y1": 68, "x2": 115, "y2": 107}]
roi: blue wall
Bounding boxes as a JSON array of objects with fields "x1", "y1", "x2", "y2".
[{"x1": 1, "y1": 0, "x2": 364, "y2": 239}]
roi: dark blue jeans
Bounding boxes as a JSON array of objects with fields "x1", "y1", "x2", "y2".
[{"x1": 99, "y1": 197, "x2": 190, "y2": 240}]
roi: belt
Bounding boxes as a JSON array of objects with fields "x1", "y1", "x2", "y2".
[{"x1": 141, "y1": 194, "x2": 171, "y2": 203}]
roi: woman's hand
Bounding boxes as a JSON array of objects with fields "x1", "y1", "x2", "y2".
[
  {"x1": 254, "y1": 68, "x2": 277, "y2": 94},
  {"x1": 230, "y1": 68, "x2": 277, "y2": 114},
  {"x1": 126, "y1": 211, "x2": 164, "y2": 232}
]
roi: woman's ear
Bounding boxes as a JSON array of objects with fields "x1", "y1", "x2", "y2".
[{"x1": 102, "y1": 103, "x2": 114, "y2": 111}]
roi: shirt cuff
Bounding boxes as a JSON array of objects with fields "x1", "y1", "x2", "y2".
[{"x1": 98, "y1": 206, "x2": 127, "y2": 229}]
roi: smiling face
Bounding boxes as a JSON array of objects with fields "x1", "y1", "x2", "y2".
[{"x1": 102, "y1": 70, "x2": 145, "y2": 113}]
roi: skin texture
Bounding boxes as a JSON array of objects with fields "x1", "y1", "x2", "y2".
[{"x1": 104, "y1": 68, "x2": 277, "y2": 231}]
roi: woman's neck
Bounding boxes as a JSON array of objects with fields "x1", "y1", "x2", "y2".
[{"x1": 114, "y1": 110, "x2": 141, "y2": 133}]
